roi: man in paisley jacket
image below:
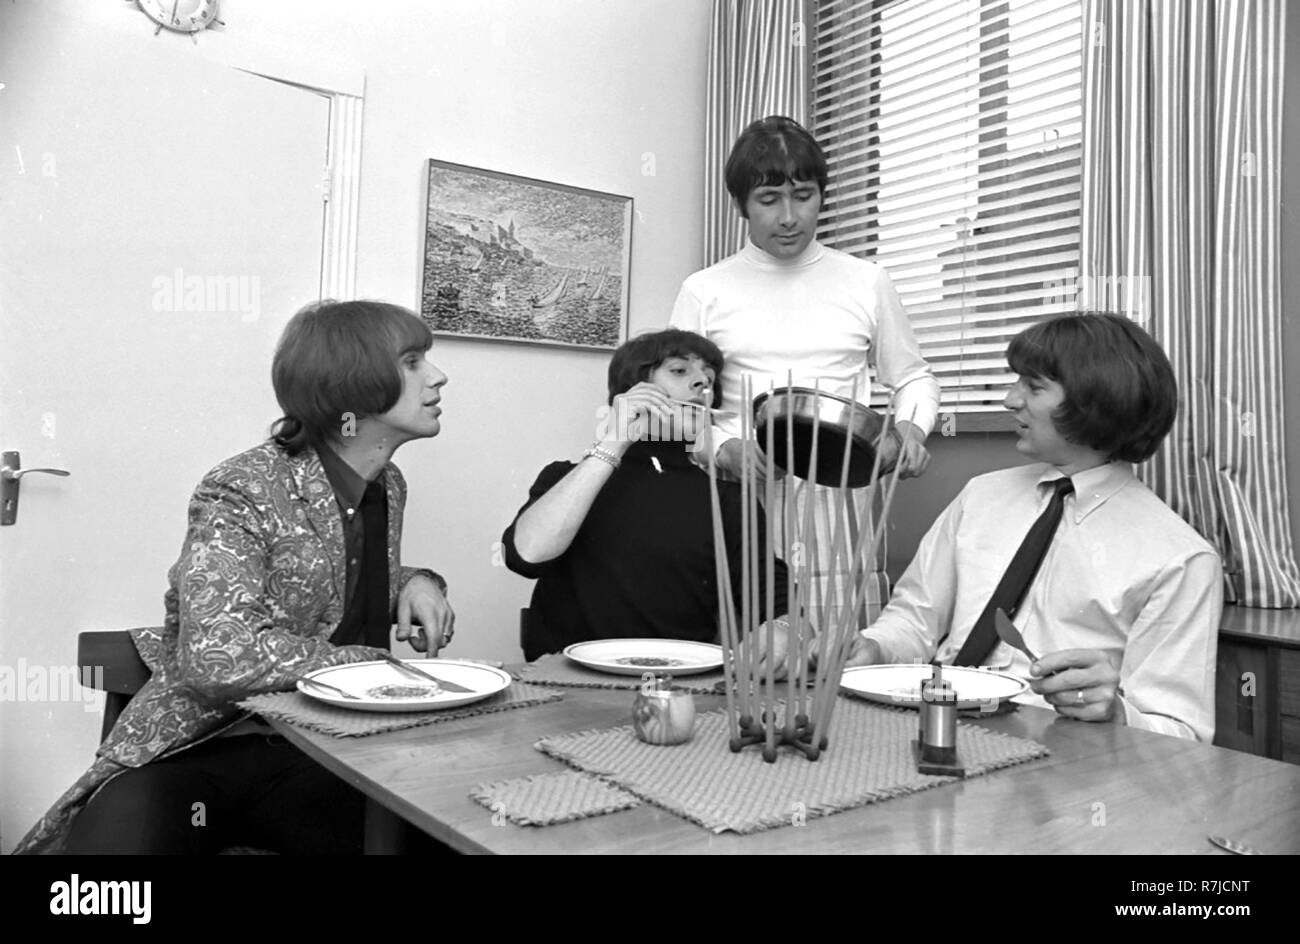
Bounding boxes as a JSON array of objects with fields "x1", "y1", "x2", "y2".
[{"x1": 16, "y1": 300, "x2": 453, "y2": 854}]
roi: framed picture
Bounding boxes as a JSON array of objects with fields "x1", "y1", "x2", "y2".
[{"x1": 419, "y1": 159, "x2": 633, "y2": 351}]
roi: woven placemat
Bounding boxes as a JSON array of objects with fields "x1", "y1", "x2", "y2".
[
  {"x1": 517, "y1": 652, "x2": 726, "y2": 694},
  {"x1": 470, "y1": 770, "x2": 641, "y2": 826},
  {"x1": 536, "y1": 697, "x2": 1049, "y2": 834},
  {"x1": 238, "y1": 681, "x2": 561, "y2": 737}
]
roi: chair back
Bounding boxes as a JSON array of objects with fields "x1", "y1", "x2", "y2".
[{"x1": 77, "y1": 630, "x2": 153, "y2": 742}]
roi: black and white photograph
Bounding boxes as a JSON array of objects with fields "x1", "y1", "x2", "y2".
[{"x1": 0, "y1": 0, "x2": 1297, "y2": 901}]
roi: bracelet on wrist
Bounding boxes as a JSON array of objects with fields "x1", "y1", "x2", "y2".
[{"x1": 583, "y1": 443, "x2": 621, "y2": 470}]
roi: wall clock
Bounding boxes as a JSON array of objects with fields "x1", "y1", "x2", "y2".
[{"x1": 136, "y1": 0, "x2": 224, "y2": 40}]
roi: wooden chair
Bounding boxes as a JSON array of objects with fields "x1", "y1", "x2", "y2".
[
  {"x1": 76, "y1": 629, "x2": 278, "y2": 854},
  {"x1": 77, "y1": 629, "x2": 152, "y2": 742}
]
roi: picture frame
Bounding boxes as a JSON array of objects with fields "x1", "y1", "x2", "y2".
[{"x1": 419, "y1": 159, "x2": 633, "y2": 351}]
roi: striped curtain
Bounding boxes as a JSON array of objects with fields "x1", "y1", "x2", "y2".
[
  {"x1": 1080, "y1": 0, "x2": 1300, "y2": 606},
  {"x1": 703, "y1": 0, "x2": 811, "y2": 266}
]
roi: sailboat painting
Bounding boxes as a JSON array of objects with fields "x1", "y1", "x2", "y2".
[{"x1": 419, "y1": 159, "x2": 633, "y2": 350}]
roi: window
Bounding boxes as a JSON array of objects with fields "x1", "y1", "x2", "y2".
[{"x1": 813, "y1": 0, "x2": 1082, "y2": 427}]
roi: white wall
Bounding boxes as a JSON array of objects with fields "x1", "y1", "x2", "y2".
[
  {"x1": 287, "y1": 0, "x2": 714, "y2": 663},
  {"x1": 0, "y1": 0, "x2": 710, "y2": 849}
]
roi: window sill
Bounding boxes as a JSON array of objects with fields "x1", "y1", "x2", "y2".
[{"x1": 935, "y1": 412, "x2": 1018, "y2": 434}]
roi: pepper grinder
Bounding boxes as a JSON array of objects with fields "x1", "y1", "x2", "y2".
[{"x1": 915, "y1": 663, "x2": 966, "y2": 777}]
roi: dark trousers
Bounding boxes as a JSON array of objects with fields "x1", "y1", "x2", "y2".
[{"x1": 64, "y1": 733, "x2": 365, "y2": 854}]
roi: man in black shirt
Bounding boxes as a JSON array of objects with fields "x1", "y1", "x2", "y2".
[{"x1": 503, "y1": 329, "x2": 794, "y2": 673}]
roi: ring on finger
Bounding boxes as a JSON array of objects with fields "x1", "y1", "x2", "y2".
[{"x1": 1075, "y1": 689, "x2": 1085, "y2": 705}]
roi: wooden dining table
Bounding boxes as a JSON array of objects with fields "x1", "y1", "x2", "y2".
[{"x1": 266, "y1": 684, "x2": 1300, "y2": 855}]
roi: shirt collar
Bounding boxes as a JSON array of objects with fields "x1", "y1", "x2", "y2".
[
  {"x1": 315, "y1": 442, "x2": 368, "y2": 514},
  {"x1": 1035, "y1": 461, "x2": 1135, "y2": 524},
  {"x1": 740, "y1": 238, "x2": 825, "y2": 270}
]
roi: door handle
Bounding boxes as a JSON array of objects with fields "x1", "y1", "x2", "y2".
[{"x1": 1, "y1": 450, "x2": 71, "y2": 525}]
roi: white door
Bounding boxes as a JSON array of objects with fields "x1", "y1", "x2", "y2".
[{"x1": 0, "y1": 5, "x2": 330, "y2": 850}]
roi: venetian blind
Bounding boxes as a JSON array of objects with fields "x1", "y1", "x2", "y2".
[{"x1": 813, "y1": 0, "x2": 1082, "y2": 421}]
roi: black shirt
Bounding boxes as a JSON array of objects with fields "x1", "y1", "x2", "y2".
[
  {"x1": 317, "y1": 444, "x2": 390, "y2": 649},
  {"x1": 316, "y1": 442, "x2": 368, "y2": 610},
  {"x1": 502, "y1": 439, "x2": 789, "y2": 660}
]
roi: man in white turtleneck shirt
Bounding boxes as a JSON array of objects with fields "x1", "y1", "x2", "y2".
[
  {"x1": 669, "y1": 116, "x2": 939, "y2": 632},
  {"x1": 668, "y1": 116, "x2": 939, "y2": 479}
]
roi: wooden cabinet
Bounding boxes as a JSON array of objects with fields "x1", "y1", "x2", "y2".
[
  {"x1": 1214, "y1": 637, "x2": 1274, "y2": 756},
  {"x1": 1213, "y1": 606, "x2": 1300, "y2": 763},
  {"x1": 1282, "y1": 650, "x2": 1300, "y2": 763}
]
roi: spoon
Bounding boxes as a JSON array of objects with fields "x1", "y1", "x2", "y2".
[{"x1": 994, "y1": 608, "x2": 1039, "y2": 664}]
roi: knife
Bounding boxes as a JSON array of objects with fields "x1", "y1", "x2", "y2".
[{"x1": 379, "y1": 651, "x2": 473, "y2": 693}]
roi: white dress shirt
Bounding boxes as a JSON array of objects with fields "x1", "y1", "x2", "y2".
[{"x1": 861, "y1": 462, "x2": 1222, "y2": 741}]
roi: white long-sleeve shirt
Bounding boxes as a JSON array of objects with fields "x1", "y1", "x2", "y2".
[
  {"x1": 861, "y1": 461, "x2": 1222, "y2": 741},
  {"x1": 669, "y1": 240, "x2": 940, "y2": 447}
]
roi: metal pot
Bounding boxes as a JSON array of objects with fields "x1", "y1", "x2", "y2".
[{"x1": 751, "y1": 386, "x2": 895, "y2": 487}]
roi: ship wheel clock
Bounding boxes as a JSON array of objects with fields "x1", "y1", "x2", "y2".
[{"x1": 136, "y1": 0, "x2": 224, "y2": 41}]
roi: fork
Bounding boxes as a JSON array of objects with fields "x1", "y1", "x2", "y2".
[
  {"x1": 670, "y1": 399, "x2": 738, "y2": 419},
  {"x1": 297, "y1": 676, "x2": 360, "y2": 700}
]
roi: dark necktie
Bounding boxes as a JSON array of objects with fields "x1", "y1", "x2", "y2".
[
  {"x1": 953, "y1": 476, "x2": 1074, "y2": 667},
  {"x1": 330, "y1": 479, "x2": 391, "y2": 650}
]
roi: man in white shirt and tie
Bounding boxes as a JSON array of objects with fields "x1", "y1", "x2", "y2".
[{"x1": 847, "y1": 313, "x2": 1222, "y2": 741}]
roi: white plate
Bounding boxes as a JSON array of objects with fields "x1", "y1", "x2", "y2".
[
  {"x1": 839, "y1": 664, "x2": 1028, "y2": 710},
  {"x1": 297, "y1": 659, "x2": 512, "y2": 713},
  {"x1": 562, "y1": 638, "x2": 724, "y2": 676}
]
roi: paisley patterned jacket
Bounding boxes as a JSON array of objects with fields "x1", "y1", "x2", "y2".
[{"x1": 14, "y1": 440, "x2": 439, "y2": 854}]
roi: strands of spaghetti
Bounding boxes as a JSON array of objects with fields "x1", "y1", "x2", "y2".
[
  {"x1": 795, "y1": 386, "x2": 823, "y2": 721},
  {"x1": 738, "y1": 372, "x2": 756, "y2": 729},
  {"x1": 763, "y1": 388, "x2": 779, "y2": 758},
  {"x1": 709, "y1": 375, "x2": 907, "y2": 761},
  {"x1": 785, "y1": 375, "x2": 810, "y2": 726},
  {"x1": 706, "y1": 426, "x2": 739, "y2": 735},
  {"x1": 820, "y1": 447, "x2": 906, "y2": 743},
  {"x1": 749, "y1": 375, "x2": 766, "y2": 732},
  {"x1": 808, "y1": 375, "x2": 861, "y2": 711},
  {"x1": 782, "y1": 373, "x2": 796, "y2": 731},
  {"x1": 811, "y1": 404, "x2": 900, "y2": 747}
]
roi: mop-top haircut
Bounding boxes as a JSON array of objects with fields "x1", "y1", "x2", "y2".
[
  {"x1": 1007, "y1": 313, "x2": 1178, "y2": 463},
  {"x1": 725, "y1": 115, "x2": 829, "y2": 214},
  {"x1": 270, "y1": 299, "x2": 433, "y2": 454},
  {"x1": 606, "y1": 328, "x2": 724, "y2": 408}
]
